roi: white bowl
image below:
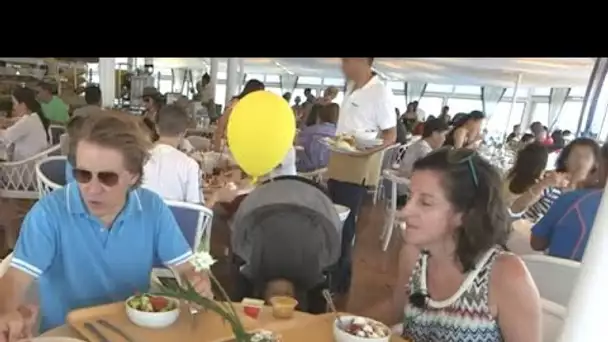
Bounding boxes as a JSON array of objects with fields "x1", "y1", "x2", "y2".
[
  {"x1": 333, "y1": 315, "x2": 391, "y2": 342},
  {"x1": 125, "y1": 295, "x2": 180, "y2": 329}
]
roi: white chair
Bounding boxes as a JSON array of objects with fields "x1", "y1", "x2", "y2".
[
  {"x1": 59, "y1": 133, "x2": 70, "y2": 156},
  {"x1": 507, "y1": 219, "x2": 542, "y2": 256},
  {"x1": 371, "y1": 143, "x2": 401, "y2": 205},
  {"x1": 522, "y1": 254, "x2": 581, "y2": 307},
  {"x1": 187, "y1": 136, "x2": 211, "y2": 151},
  {"x1": 0, "y1": 145, "x2": 61, "y2": 199},
  {"x1": 35, "y1": 156, "x2": 68, "y2": 197},
  {"x1": 541, "y1": 298, "x2": 567, "y2": 342},
  {"x1": 48, "y1": 124, "x2": 66, "y2": 146},
  {"x1": 379, "y1": 169, "x2": 410, "y2": 251},
  {"x1": 152, "y1": 200, "x2": 214, "y2": 280}
]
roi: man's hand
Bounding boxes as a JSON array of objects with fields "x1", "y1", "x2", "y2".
[
  {"x1": 0, "y1": 305, "x2": 38, "y2": 342},
  {"x1": 182, "y1": 269, "x2": 213, "y2": 299}
]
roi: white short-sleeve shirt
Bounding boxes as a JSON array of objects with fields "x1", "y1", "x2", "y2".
[
  {"x1": 142, "y1": 144, "x2": 202, "y2": 203},
  {"x1": 336, "y1": 76, "x2": 396, "y2": 135}
]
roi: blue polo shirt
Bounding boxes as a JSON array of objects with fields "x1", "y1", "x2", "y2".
[
  {"x1": 11, "y1": 184, "x2": 193, "y2": 332},
  {"x1": 532, "y1": 189, "x2": 602, "y2": 261}
]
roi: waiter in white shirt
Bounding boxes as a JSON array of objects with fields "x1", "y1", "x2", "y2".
[{"x1": 328, "y1": 58, "x2": 397, "y2": 295}]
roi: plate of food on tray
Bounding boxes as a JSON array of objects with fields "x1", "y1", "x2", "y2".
[{"x1": 321, "y1": 132, "x2": 383, "y2": 155}]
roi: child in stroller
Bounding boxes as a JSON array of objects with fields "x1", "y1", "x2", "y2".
[{"x1": 230, "y1": 176, "x2": 342, "y2": 314}]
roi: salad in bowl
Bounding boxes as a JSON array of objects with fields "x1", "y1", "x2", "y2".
[
  {"x1": 125, "y1": 293, "x2": 180, "y2": 328},
  {"x1": 333, "y1": 315, "x2": 391, "y2": 342}
]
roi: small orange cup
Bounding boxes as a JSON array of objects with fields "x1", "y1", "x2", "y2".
[{"x1": 269, "y1": 296, "x2": 298, "y2": 319}]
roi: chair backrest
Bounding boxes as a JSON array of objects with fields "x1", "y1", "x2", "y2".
[
  {"x1": 153, "y1": 200, "x2": 214, "y2": 269},
  {"x1": 186, "y1": 136, "x2": 211, "y2": 151},
  {"x1": 35, "y1": 156, "x2": 67, "y2": 197},
  {"x1": 0, "y1": 144, "x2": 61, "y2": 199},
  {"x1": 59, "y1": 133, "x2": 70, "y2": 156},
  {"x1": 541, "y1": 299, "x2": 566, "y2": 342},
  {"x1": 522, "y1": 254, "x2": 581, "y2": 307},
  {"x1": 49, "y1": 125, "x2": 66, "y2": 146}
]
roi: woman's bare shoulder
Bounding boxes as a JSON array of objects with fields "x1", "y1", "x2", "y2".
[{"x1": 491, "y1": 252, "x2": 540, "y2": 299}]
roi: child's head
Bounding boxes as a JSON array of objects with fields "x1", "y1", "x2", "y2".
[
  {"x1": 156, "y1": 104, "x2": 190, "y2": 138},
  {"x1": 264, "y1": 279, "x2": 295, "y2": 303}
]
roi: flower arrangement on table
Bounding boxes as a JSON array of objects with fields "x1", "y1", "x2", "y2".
[{"x1": 158, "y1": 250, "x2": 281, "y2": 342}]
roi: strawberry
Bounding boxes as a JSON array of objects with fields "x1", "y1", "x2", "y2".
[{"x1": 149, "y1": 296, "x2": 169, "y2": 311}]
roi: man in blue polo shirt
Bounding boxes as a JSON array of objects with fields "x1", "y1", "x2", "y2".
[{"x1": 0, "y1": 111, "x2": 214, "y2": 335}]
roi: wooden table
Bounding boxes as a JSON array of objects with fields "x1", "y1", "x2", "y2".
[
  {"x1": 41, "y1": 303, "x2": 317, "y2": 340},
  {"x1": 42, "y1": 307, "x2": 407, "y2": 341}
]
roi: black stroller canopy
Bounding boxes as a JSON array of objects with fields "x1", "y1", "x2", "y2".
[{"x1": 232, "y1": 177, "x2": 342, "y2": 288}]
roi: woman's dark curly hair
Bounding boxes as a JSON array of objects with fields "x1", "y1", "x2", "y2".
[
  {"x1": 555, "y1": 137, "x2": 600, "y2": 173},
  {"x1": 507, "y1": 143, "x2": 548, "y2": 194},
  {"x1": 412, "y1": 148, "x2": 510, "y2": 272}
]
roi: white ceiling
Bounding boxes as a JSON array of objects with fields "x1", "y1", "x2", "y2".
[{"x1": 151, "y1": 58, "x2": 595, "y2": 88}]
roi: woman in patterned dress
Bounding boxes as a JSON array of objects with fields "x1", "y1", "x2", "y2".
[{"x1": 368, "y1": 148, "x2": 541, "y2": 342}]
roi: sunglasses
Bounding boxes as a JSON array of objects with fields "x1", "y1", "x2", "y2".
[
  {"x1": 73, "y1": 168, "x2": 120, "y2": 187},
  {"x1": 444, "y1": 148, "x2": 480, "y2": 187}
]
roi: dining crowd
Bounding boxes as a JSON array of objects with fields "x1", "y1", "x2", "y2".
[{"x1": 0, "y1": 58, "x2": 601, "y2": 342}]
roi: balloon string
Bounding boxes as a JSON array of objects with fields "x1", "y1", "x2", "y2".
[{"x1": 250, "y1": 176, "x2": 258, "y2": 185}]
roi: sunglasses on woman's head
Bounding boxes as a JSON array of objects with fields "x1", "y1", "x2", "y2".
[
  {"x1": 72, "y1": 168, "x2": 120, "y2": 187},
  {"x1": 444, "y1": 148, "x2": 480, "y2": 187}
]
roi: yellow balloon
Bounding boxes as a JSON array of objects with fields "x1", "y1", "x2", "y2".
[{"x1": 227, "y1": 91, "x2": 296, "y2": 180}]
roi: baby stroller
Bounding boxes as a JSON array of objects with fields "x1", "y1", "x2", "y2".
[{"x1": 231, "y1": 176, "x2": 342, "y2": 313}]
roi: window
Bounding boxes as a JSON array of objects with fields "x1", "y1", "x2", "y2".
[
  {"x1": 569, "y1": 86, "x2": 586, "y2": 97},
  {"x1": 485, "y1": 101, "x2": 526, "y2": 136},
  {"x1": 533, "y1": 87, "x2": 551, "y2": 96},
  {"x1": 388, "y1": 81, "x2": 404, "y2": 91},
  {"x1": 246, "y1": 73, "x2": 265, "y2": 81},
  {"x1": 334, "y1": 91, "x2": 344, "y2": 105},
  {"x1": 158, "y1": 79, "x2": 172, "y2": 94},
  {"x1": 298, "y1": 76, "x2": 323, "y2": 85},
  {"x1": 265, "y1": 74, "x2": 280, "y2": 83},
  {"x1": 215, "y1": 84, "x2": 226, "y2": 106},
  {"x1": 217, "y1": 71, "x2": 227, "y2": 80},
  {"x1": 554, "y1": 101, "x2": 582, "y2": 132},
  {"x1": 454, "y1": 85, "x2": 481, "y2": 95},
  {"x1": 447, "y1": 98, "x2": 482, "y2": 114},
  {"x1": 502, "y1": 87, "x2": 530, "y2": 98},
  {"x1": 531, "y1": 103, "x2": 549, "y2": 125},
  {"x1": 292, "y1": 87, "x2": 317, "y2": 103},
  {"x1": 266, "y1": 87, "x2": 282, "y2": 95},
  {"x1": 323, "y1": 77, "x2": 344, "y2": 86},
  {"x1": 425, "y1": 83, "x2": 454, "y2": 93},
  {"x1": 418, "y1": 97, "x2": 444, "y2": 116},
  {"x1": 156, "y1": 68, "x2": 172, "y2": 77},
  {"x1": 392, "y1": 94, "x2": 405, "y2": 114}
]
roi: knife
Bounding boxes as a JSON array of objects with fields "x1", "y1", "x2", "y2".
[
  {"x1": 83, "y1": 322, "x2": 109, "y2": 342},
  {"x1": 97, "y1": 319, "x2": 136, "y2": 342}
]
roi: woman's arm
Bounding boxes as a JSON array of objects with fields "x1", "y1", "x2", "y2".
[
  {"x1": 510, "y1": 171, "x2": 568, "y2": 215},
  {"x1": 212, "y1": 100, "x2": 236, "y2": 152},
  {"x1": 365, "y1": 243, "x2": 418, "y2": 325},
  {"x1": 493, "y1": 254, "x2": 542, "y2": 342},
  {"x1": 530, "y1": 193, "x2": 575, "y2": 251},
  {"x1": 0, "y1": 117, "x2": 29, "y2": 145}
]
